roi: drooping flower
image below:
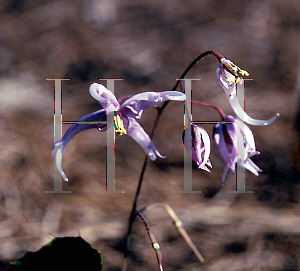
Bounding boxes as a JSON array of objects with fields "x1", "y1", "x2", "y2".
[
  {"x1": 216, "y1": 57, "x2": 279, "y2": 126},
  {"x1": 213, "y1": 115, "x2": 262, "y2": 185},
  {"x1": 182, "y1": 123, "x2": 212, "y2": 172},
  {"x1": 52, "y1": 83, "x2": 186, "y2": 181}
]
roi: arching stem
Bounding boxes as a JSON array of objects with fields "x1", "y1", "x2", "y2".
[{"x1": 121, "y1": 50, "x2": 223, "y2": 270}]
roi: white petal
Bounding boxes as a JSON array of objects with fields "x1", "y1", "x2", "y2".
[
  {"x1": 206, "y1": 159, "x2": 212, "y2": 168},
  {"x1": 228, "y1": 95, "x2": 280, "y2": 126},
  {"x1": 162, "y1": 91, "x2": 186, "y2": 101},
  {"x1": 199, "y1": 164, "x2": 211, "y2": 172},
  {"x1": 55, "y1": 148, "x2": 69, "y2": 182},
  {"x1": 122, "y1": 91, "x2": 185, "y2": 119},
  {"x1": 216, "y1": 65, "x2": 236, "y2": 97},
  {"x1": 89, "y1": 83, "x2": 120, "y2": 113},
  {"x1": 197, "y1": 126, "x2": 211, "y2": 169},
  {"x1": 244, "y1": 158, "x2": 262, "y2": 176}
]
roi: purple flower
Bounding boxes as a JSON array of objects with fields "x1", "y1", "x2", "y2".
[
  {"x1": 53, "y1": 83, "x2": 186, "y2": 181},
  {"x1": 216, "y1": 58, "x2": 247, "y2": 98},
  {"x1": 213, "y1": 115, "x2": 262, "y2": 185},
  {"x1": 182, "y1": 123, "x2": 212, "y2": 172},
  {"x1": 216, "y1": 58, "x2": 279, "y2": 126}
]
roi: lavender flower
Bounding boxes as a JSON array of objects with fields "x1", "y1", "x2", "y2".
[
  {"x1": 182, "y1": 123, "x2": 212, "y2": 172},
  {"x1": 213, "y1": 115, "x2": 262, "y2": 185},
  {"x1": 216, "y1": 57, "x2": 279, "y2": 126},
  {"x1": 52, "y1": 83, "x2": 186, "y2": 181}
]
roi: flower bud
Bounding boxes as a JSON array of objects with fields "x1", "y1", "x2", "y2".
[{"x1": 182, "y1": 124, "x2": 212, "y2": 172}]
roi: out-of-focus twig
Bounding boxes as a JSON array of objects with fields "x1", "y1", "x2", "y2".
[
  {"x1": 140, "y1": 203, "x2": 205, "y2": 264},
  {"x1": 161, "y1": 203, "x2": 205, "y2": 263}
]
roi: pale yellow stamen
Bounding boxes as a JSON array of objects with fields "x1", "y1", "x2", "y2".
[
  {"x1": 223, "y1": 60, "x2": 238, "y2": 73},
  {"x1": 226, "y1": 78, "x2": 236, "y2": 83},
  {"x1": 229, "y1": 65, "x2": 238, "y2": 73},
  {"x1": 239, "y1": 70, "x2": 249, "y2": 76},
  {"x1": 222, "y1": 58, "x2": 249, "y2": 79},
  {"x1": 235, "y1": 77, "x2": 242, "y2": 83},
  {"x1": 114, "y1": 115, "x2": 127, "y2": 137},
  {"x1": 222, "y1": 67, "x2": 237, "y2": 83}
]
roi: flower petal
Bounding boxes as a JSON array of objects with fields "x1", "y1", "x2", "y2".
[
  {"x1": 52, "y1": 109, "x2": 106, "y2": 181},
  {"x1": 236, "y1": 119, "x2": 256, "y2": 150},
  {"x1": 123, "y1": 117, "x2": 165, "y2": 160},
  {"x1": 89, "y1": 83, "x2": 120, "y2": 114},
  {"x1": 221, "y1": 165, "x2": 230, "y2": 186},
  {"x1": 199, "y1": 163, "x2": 211, "y2": 173},
  {"x1": 244, "y1": 158, "x2": 262, "y2": 176},
  {"x1": 213, "y1": 122, "x2": 236, "y2": 173},
  {"x1": 228, "y1": 95, "x2": 280, "y2": 126},
  {"x1": 182, "y1": 124, "x2": 211, "y2": 172},
  {"x1": 55, "y1": 148, "x2": 69, "y2": 182},
  {"x1": 182, "y1": 127, "x2": 194, "y2": 159},
  {"x1": 226, "y1": 121, "x2": 238, "y2": 169},
  {"x1": 216, "y1": 65, "x2": 236, "y2": 98},
  {"x1": 224, "y1": 115, "x2": 237, "y2": 144},
  {"x1": 52, "y1": 109, "x2": 107, "y2": 156},
  {"x1": 216, "y1": 65, "x2": 280, "y2": 126},
  {"x1": 194, "y1": 125, "x2": 211, "y2": 171},
  {"x1": 121, "y1": 91, "x2": 186, "y2": 119},
  {"x1": 215, "y1": 115, "x2": 263, "y2": 181}
]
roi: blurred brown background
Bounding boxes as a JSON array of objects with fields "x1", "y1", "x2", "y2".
[{"x1": 0, "y1": 0, "x2": 300, "y2": 270}]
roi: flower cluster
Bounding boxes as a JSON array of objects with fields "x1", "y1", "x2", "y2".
[
  {"x1": 181, "y1": 54, "x2": 279, "y2": 185},
  {"x1": 52, "y1": 52, "x2": 279, "y2": 185}
]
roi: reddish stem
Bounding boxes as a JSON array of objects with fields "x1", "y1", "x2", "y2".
[
  {"x1": 189, "y1": 100, "x2": 226, "y2": 120},
  {"x1": 171, "y1": 50, "x2": 223, "y2": 92}
]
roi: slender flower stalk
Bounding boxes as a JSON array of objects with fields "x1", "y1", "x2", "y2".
[
  {"x1": 189, "y1": 100, "x2": 226, "y2": 120},
  {"x1": 135, "y1": 210, "x2": 163, "y2": 271}
]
